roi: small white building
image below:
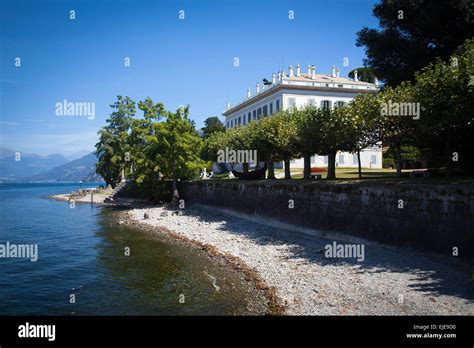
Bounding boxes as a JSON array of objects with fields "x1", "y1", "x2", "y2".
[{"x1": 222, "y1": 64, "x2": 382, "y2": 169}]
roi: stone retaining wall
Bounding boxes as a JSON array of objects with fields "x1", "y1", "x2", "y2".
[{"x1": 179, "y1": 180, "x2": 474, "y2": 257}]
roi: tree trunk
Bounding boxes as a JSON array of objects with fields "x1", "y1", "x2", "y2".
[
  {"x1": 303, "y1": 154, "x2": 311, "y2": 179},
  {"x1": 396, "y1": 144, "x2": 402, "y2": 177},
  {"x1": 267, "y1": 161, "x2": 275, "y2": 179},
  {"x1": 327, "y1": 151, "x2": 337, "y2": 179},
  {"x1": 357, "y1": 150, "x2": 362, "y2": 179},
  {"x1": 243, "y1": 163, "x2": 249, "y2": 173},
  {"x1": 284, "y1": 159, "x2": 291, "y2": 179}
]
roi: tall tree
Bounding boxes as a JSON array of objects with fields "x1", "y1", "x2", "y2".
[
  {"x1": 201, "y1": 116, "x2": 226, "y2": 139},
  {"x1": 413, "y1": 39, "x2": 474, "y2": 175},
  {"x1": 356, "y1": 0, "x2": 474, "y2": 86},
  {"x1": 294, "y1": 106, "x2": 324, "y2": 179},
  {"x1": 95, "y1": 96, "x2": 136, "y2": 187},
  {"x1": 348, "y1": 67, "x2": 376, "y2": 83},
  {"x1": 154, "y1": 106, "x2": 205, "y2": 200},
  {"x1": 345, "y1": 94, "x2": 381, "y2": 178}
]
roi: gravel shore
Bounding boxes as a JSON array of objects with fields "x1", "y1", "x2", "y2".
[{"x1": 126, "y1": 204, "x2": 474, "y2": 315}]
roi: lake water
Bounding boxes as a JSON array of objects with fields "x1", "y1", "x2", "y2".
[{"x1": 0, "y1": 183, "x2": 266, "y2": 315}]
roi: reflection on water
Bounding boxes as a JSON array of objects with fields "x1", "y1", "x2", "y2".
[{"x1": 0, "y1": 183, "x2": 268, "y2": 315}]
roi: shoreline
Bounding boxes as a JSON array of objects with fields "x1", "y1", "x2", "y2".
[
  {"x1": 122, "y1": 216, "x2": 284, "y2": 315},
  {"x1": 125, "y1": 204, "x2": 474, "y2": 315},
  {"x1": 49, "y1": 189, "x2": 474, "y2": 315},
  {"x1": 49, "y1": 190, "x2": 281, "y2": 314}
]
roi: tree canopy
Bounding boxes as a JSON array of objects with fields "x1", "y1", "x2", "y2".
[{"x1": 356, "y1": 0, "x2": 474, "y2": 86}]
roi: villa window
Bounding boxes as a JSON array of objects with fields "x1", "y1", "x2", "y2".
[
  {"x1": 263, "y1": 105, "x2": 268, "y2": 116},
  {"x1": 269, "y1": 102, "x2": 273, "y2": 115},
  {"x1": 248, "y1": 112, "x2": 251, "y2": 123},
  {"x1": 253, "y1": 110, "x2": 256, "y2": 120},
  {"x1": 226, "y1": 121, "x2": 229, "y2": 128},
  {"x1": 288, "y1": 98, "x2": 296, "y2": 109},
  {"x1": 339, "y1": 154, "x2": 344, "y2": 164},
  {"x1": 276, "y1": 99, "x2": 280, "y2": 112},
  {"x1": 238, "y1": 116, "x2": 241, "y2": 125},
  {"x1": 257, "y1": 108, "x2": 262, "y2": 119},
  {"x1": 335, "y1": 101, "x2": 346, "y2": 108},
  {"x1": 242, "y1": 115, "x2": 246, "y2": 125},
  {"x1": 321, "y1": 100, "x2": 332, "y2": 110}
]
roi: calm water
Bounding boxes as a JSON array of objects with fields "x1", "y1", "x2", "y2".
[{"x1": 0, "y1": 183, "x2": 264, "y2": 315}]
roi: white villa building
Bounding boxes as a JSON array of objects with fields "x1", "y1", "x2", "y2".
[{"x1": 222, "y1": 64, "x2": 382, "y2": 170}]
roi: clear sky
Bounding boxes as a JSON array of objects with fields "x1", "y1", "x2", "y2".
[{"x1": 0, "y1": 0, "x2": 379, "y2": 156}]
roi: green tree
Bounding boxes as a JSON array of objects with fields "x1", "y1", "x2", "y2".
[
  {"x1": 249, "y1": 113, "x2": 298, "y2": 179},
  {"x1": 348, "y1": 67, "x2": 376, "y2": 83},
  {"x1": 378, "y1": 83, "x2": 418, "y2": 177},
  {"x1": 153, "y1": 106, "x2": 205, "y2": 200},
  {"x1": 413, "y1": 39, "x2": 474, "y2": 175},
  {"x1": 356, "y1": 0, "x2": 474, "y2": 86},
  {"x1": 345, "y1": 94, "x2": 381, "y2": 178},
  {"x1": 318, "y1": 107, "x2": 356, "y2": 180},
  {"x1": 201, "y1": 116, "x2": 226, "y2": 139},
  {"x1": 95, "y1": 96, "x2": 136, "y2": 187},
  {"x1": 293, "y1": 106, "x2": 324, "y2": 179}
]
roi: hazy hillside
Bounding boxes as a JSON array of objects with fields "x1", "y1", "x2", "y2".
[
  {"x1": 0, "y1": 148, "x2": 69, "y2": 182},
  {"x1": 28, "y1": 152, "x2": 103, "y2": 183}
]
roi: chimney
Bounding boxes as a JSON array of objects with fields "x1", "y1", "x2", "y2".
[
  {"x1": 311, "y1": 65, "x2": 316, "y2": 79},
  {"x1": 247, "y1": 88, "x2": 251, "y2": 98},
  {"x1": 354, "y1": 69, "x2": 358, "y2": 82},
  {"x1": 336, "y1": 67, "x2": 340, "y2": 77},
  {"x1": 289, "y1": 65, "x2": 294, "y2": 77},
  {"x1": 307, "y1": 65, "x2": 311, "y2": 77},
  {"x1": 331, "y1": 65, "x2": 336, "y2": 77},
  {"x1": 226, "y1": 100, "x2": 230, "y2": 110},
  {"x1": 272, "y1": 73, "x2": 276, "y2": 84},
  {"x1": 278, "y1": 71, "x2": 281, "y2": 81},
  {"x1": 281, "y1": 70, "x2": 286, "y2": 79},
  {"x1": 296, "y1": 64, "x2": 301, "y2": 77},
  {"x1": 256, "y1": 82, "x2": 260, "y2": 94}
]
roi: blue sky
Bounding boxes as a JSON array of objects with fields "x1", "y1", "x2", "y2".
[{"x1": 0, "y1": 0, "x2": 379, "y2": 156}]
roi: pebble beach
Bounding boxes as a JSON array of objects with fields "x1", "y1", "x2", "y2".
[{"x1": 126, "y1": 204, "x2": 474, "y2": 315}]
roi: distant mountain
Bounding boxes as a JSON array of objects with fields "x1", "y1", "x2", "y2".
[
  {"x1": 27, "y1": 152, "x2": 103, "y2": 183},
  {"x1": 0, "y1": 147, "x2": 69, "y2": 182},
  {"x1": 66, "y1": 149, "x2": 92, "y2": 161}
]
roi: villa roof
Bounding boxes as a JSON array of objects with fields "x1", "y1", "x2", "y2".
[{"x1": 223, "y1": 72, "x2": 377, "y2": 117}]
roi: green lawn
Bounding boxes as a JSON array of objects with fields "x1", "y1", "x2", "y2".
[{"x1": 270, "y1": 167, "x2": 474, "y2": 184}]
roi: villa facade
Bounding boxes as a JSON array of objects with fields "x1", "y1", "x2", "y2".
[{"x1": 222, "y1": 64, "x2": 382, "y2": 169}]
